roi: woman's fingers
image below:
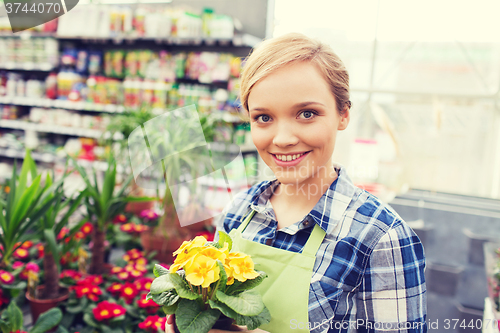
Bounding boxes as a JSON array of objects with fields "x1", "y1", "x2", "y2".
[{"x1": 165, "y1": 315, "x2": 176, "y2": 333}]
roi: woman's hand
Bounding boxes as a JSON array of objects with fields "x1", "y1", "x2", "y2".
[{"x1": 165, "y1": 315, "x2": 269, "y2": 333}]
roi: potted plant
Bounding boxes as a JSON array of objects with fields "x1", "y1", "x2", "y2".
[
  {"x1": 25, "y1": 168, "x2": 86, "y2": 322},
  {"x1": 71, "y1": 155, "x2": 151, "y2": 275},
  {"x1": 0, "y1": 151, "x2": 60, "y2": 270},
  {"x1": 147, "y1": 233, "x2": 271, "y2": 333}
]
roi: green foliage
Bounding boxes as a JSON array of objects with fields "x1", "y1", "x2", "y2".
[
  {"x1": 0, "y1": 302, "x2": 62, "y2": 333},
  {"x1": 175, "y1": 299, "x2": 220, "y2": 333},
  {"x1": 70, "y1": 155, "x2": 148, "y2": 230},
  {"x1": 0, "y1": 151, "x2": 61, "y2": 267},
  {"x1": 153, "y1": 263, "x2": 170, "y2": 277},
  {"x1": 149, "y1": 253, "x2": 269, "y2": 333}
]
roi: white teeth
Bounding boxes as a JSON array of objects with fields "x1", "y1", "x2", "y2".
[{"x1": 275, "y1": 153, "x2": 305, "y2": 162}]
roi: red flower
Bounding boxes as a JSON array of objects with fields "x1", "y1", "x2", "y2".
[
  {"x1": 120, "y1": 223, "x2": 135, "y2": 234},
  {"x1": 110, "y1": 266, "x2": 123, "y2": 274},
  {"x1": 80, "y1": 222, "x2": 93, "y2": 235},
  {"x1": 60, "y1": 269, "x2": 82, "y2": 282},
  {"x1": 123, "y1": 249, "x2": 143, "y2": 262},
  {"x1": 139, "y1": 209, "x2": 159, "y2": 221},
  {"x1": 117, "y1": 271, "x2": 130, "y2": 281},
  {"x1": 134, "y1": 277, "x2": 154, "y2": 292},
  {"x1": 37, "y1": 244, "x2": 44, "y2": 258},
  {"x1": 20, "y1": 262, "x2": 40, "y2": 280},
  {"x1": 107, "y1": 282, "x2": 123, "y2": 295},
  {"x1": 196, "y1": 231, "x2": 215, "y2": 242},
  {"x1": 133, "y1": 257, "x2": 148, "y2": 266},
  {"x1": 57, "y1": 227, "x2": 70, "y2": 240},
  {"x1": 74, "y1": 231, "x2": 86, "y2": 240},
  {"x1": 120, "y1": 282, "x2": 138, "y2": 304},
  {"x1": 138, "y1": 315, "x2": 167, "y2": 333},
  {"x1": 20, "y1": 241, "x2": 33, "y2": 249},
  {"x1": 12, "y1": 261, "x2": 25, "y2": 270},
  {"x1": 71, "y1": 279, "x2": 102, "y2": 301},
  {"x1": 13, "y1": 248, "x2": 29, "y2": 260},
  {"x1": 137, "y1": 293, "x2": 159, "y2": 314},
  {"x1": 133, "y1": 224, "x2": 148, "y2": 233},
  {"x1": 0, "y1": 270, "x2": 14, "y2": 284},
  {"x1": 113, "y1": 214, "x2": 127, "y2": 224},
  {"x1": 92, "y1": 301, "x2": 126, "y2": 322}
]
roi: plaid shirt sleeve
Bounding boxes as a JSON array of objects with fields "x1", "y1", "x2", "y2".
[{"x1": 355, "y1": 221, "x2": 427, "y2": 333}]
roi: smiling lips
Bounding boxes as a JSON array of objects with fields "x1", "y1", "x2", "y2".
[{"x1": 271, "y1": 151, "x2": 311, "y2": 166}]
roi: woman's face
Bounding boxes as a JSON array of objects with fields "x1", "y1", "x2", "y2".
[{"x1": 248, "y1": 61, "x2": 349, "y2": 188}]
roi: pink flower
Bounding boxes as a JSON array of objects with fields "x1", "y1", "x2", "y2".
[
  {"x1": 20, "y1": 262, "x2": 40, "y2": 280},
  {"x1": 139, "y1": 209, "x2": 159, "y2": 221}
]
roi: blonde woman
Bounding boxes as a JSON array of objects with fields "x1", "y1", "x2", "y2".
[{"x1": 166, "y1": 33, "x2": 426, "y2": 333}]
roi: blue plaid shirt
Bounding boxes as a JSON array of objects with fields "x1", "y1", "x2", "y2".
[{"x1": 215, "y1": 166, "x2": 427, "y2": 333}]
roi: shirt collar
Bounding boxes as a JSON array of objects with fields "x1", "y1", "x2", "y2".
[{"x1": 248, "y1": 165, "x2": 358, "y2": 234}]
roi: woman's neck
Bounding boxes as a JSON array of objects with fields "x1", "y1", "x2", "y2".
[{"x1": 272, "y1": 165, "x2": 338, "y2": 212}]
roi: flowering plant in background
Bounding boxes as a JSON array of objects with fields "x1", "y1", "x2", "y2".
[
  {"x1": 148, "y1": 232, "x2": 270, "y2": 333},
  {"x1": 61, "y1": 247, "x2": 160, "y2": 332}
]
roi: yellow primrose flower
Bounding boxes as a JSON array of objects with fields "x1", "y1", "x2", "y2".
[
  {"x1": 185, "y1": 255, "x2": 220, "y2": 288},
  {"x1": 170, "y1": 250, "x2": 198, "y2": 273},
  {"x1": 227, "y1": 255, "x2": 260, "y2": 283},
  {"x1": 224, "y1": 265, "x2": 235, "y2": 285},
  {"x1": 198, "y1": 242, "x2": 229, "y2": 262},
  {"x1": 173, "y1": 236, "x2": 207, "y2": 256}
]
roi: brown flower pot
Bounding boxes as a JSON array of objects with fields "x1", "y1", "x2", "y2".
[
  {"x1": 26, "y1": 285, "x2": 69, "y2": 324},
  {"x1": 125, "y1": 200, "x2": 155, "y2": 215},
  {"x1": 140, "y1": 230, "x2": 187, "y2": 264}
]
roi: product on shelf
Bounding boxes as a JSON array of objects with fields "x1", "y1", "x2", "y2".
[
  {"x1": 56, "y1": 4, "x2": 234, "y2": 39},
  {"x1": 29, "y1": 107, "x2": 109, "y2": 132},
  {"x1": 0, "y1": 37, "x2": 59, "y2": 69},
  {"x1": 0, "y1": 105, "x2": 19, "y2": 120}
]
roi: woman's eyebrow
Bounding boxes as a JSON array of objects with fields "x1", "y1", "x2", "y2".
[
  {"x1": 293, "y1": 101, "x2": 325, "y2": 108},
  {"x1": 250, "y1": 102, "x2": 325, "y2": 113}
]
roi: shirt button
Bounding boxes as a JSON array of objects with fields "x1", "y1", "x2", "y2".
[{"x1": 303, "y1": 220, "x2": 311, "y2": 227}]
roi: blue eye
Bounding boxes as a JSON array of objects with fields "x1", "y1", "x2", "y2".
[
  {"x1": 299, "y1": 111, "x2": 316, "y2": 119},
  {"x1": 256, "y1": 115, "x2": 271, "y2": 123}
]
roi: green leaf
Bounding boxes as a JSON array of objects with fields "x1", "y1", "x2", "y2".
[
  {"x1": 215, "y1": 290, "x2": 264, "y2": 316},
  {"x1": 153, "y1": 264, "x2": 170, "y2": 278},
  {"x1": 150, "y1": 274, "x2": 175, "y2": 294},
  {"x1": 6, "y1": 302, "x2": 23, "y2": 332},
  {"x1": 234, "y1": 306, "x2": 271, "y2": 330},
  {"x1": 169, "y1": 273, "x2": 201, "y2": 300},
  {"x1": 2, "y1": 281, "x2": 27, "y2": 290},
  {"x1": 214, "y1": 260, "x2": 227, "y2": 294},
  {"x1": 83, "y1": 313, "x2": 99, "y2": 328},
  {"x1": 65, "y1": 304, "x2": 84, "y2": 314},
  {"x1": 217, "y1": 231, "x2": 232, "y2": 251},
  {"x1": 30, "y1": 308, "x2": 63, "y2": 333},
  {"x1": 227, "y1": 271, "x2": 267, "y2": 295},
  {"x1": 152, "y1": 290, "x2": 179, "y2": 307},
  {"x1": 208, "y1": 300, "x2": 237, "y2": 319},
  {"x1": 175, "y1": 299, "x2": 220, "y2": 333},
  {"x1": 162, "y1": 303, "x2": 178, "y2": 315},
  {"x1": 55, "y1": 325, "x2": 70, "y2": 333}
]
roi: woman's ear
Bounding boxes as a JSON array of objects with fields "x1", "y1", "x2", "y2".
[{"x1": 337, "y1": 107, "x2": 350, "y2": 130}]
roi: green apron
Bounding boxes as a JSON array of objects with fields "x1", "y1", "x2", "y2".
[{"x1": 229, "y1": 210, "x2": 326, "y2": 333}]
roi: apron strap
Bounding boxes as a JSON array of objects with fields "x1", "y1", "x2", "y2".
[
  {"x1": 301, "y1": 224, "x2": 326, "y2": 257},
  {"x1": 237, "y1": 209, "x2": 257, "y2": 233}
]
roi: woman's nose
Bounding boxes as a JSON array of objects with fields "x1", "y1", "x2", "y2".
[{"x1": 272, "y1": 123, "x2": 299, "y2": 147}]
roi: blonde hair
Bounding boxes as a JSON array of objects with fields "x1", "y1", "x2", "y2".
[{"x1": 240, "y1": 33, "x2": 351, "y2": 114}]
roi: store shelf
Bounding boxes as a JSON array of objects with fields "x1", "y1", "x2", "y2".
[
  {"x1": 0, "y1": 147, "x2": 110, "y2": 171},
  {"x1": 0, "y1": 119, "x2": 103, "y2": 138},
  {"x1": 0, "y1": 96, "x2": 125, "y2": 113},
  {"x1": 0, "y1": 62, "x2": 56, "y2": 71},
  {"x1": 0, "y1": 31, "x2": 259, "y2": 48}
]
